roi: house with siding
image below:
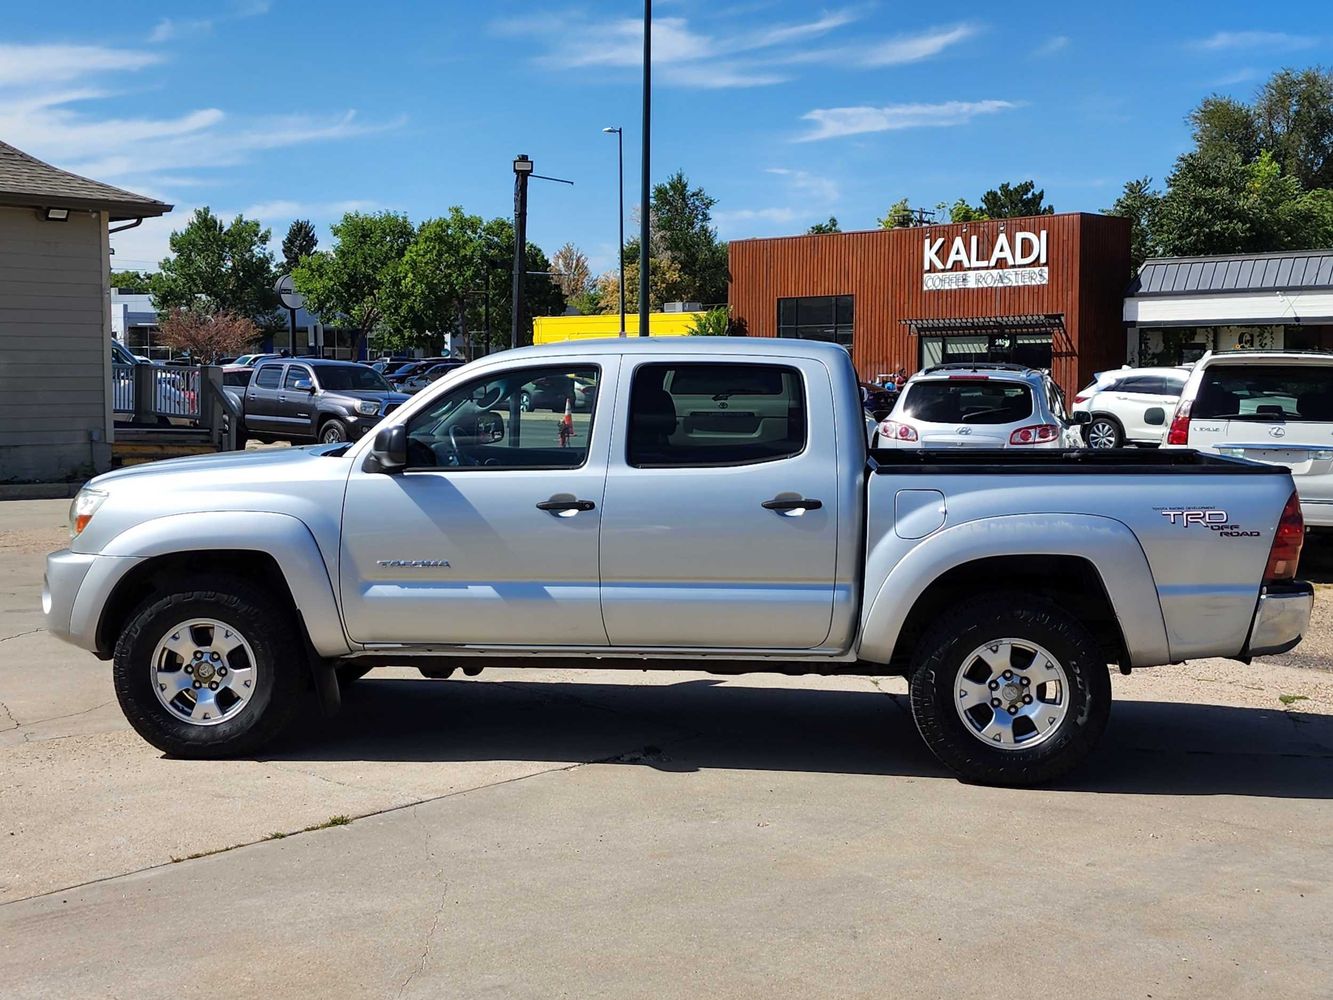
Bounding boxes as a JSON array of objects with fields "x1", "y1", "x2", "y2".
[{"x1": 0, "y1": 141, "x2": 170, "y2": 481}]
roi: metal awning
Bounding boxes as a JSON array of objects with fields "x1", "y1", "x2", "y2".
[{"x1": 902, "y1": 314, "x2": 1065, "y2": 336}]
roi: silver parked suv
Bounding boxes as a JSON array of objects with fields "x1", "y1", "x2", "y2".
[{"x1": 875, "y1": 363, "x2": 1085, "y2": 449}]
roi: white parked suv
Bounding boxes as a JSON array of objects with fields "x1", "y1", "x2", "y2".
[
  {"x1": 875, "y1": 363, "x2": 1084, "y2": 449},
  {"x1": 1071, "y1": 366, "x2": 1191, "y2": 448},
  {"x1": 1163, "y1": 350, "x2": 1333, "y2": 527}
]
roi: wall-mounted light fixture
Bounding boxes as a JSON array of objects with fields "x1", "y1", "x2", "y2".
[{"x1": 42, "y1": 207, "x2": 70, "y2": 222}]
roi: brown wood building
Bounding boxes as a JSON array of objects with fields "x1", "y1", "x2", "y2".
[{"x1": 728, "y1": 212, "x2": 1131, "y2": 398}]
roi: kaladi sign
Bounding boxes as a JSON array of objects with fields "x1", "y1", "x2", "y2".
[{"x1": 923, "y1": 230, "x2": 1049, "y2": 291}]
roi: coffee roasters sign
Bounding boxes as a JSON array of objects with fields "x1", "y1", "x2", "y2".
[{"x1": 922, "y1": 230, "x2": 1049, "y2": 291}]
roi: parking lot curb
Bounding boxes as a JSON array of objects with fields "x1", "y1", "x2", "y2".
[{"x1": 0, "y1": 482, "x2": 84, "y2": 501}]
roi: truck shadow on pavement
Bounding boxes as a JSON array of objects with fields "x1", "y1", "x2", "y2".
[{"x1": 267, "y1": 677, "x2": 1333, "y2": 799}]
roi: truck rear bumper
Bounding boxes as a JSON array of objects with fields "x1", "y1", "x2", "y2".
[{"x1": 1245, "y1": 582, "x2": 1314, "y2": 657}]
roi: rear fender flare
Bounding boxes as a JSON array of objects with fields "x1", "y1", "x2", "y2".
[{"x1": 857, "y1": 513, "x2": 1170, "y2": 666}]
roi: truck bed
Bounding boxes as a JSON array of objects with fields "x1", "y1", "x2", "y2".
[{"x1": 869, "y1": 448, "x2": 1288, "y2": 475}]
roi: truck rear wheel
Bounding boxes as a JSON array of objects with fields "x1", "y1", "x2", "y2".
[
  {"x1": 112, "y1": 580, "x2": 305, "y2": 758},
  {"x1": 908, "y1": 596, "x2": 1111, "y2": 786}
]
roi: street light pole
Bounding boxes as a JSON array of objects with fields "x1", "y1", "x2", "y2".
[
  {"x1": 639, "y1": 0, "x2": 651, "y2": 338},
  {"x1": 602, "y1": 126, "x2": 625, "y2": 336},
  {"x1": 511, "y1": 155, "x2": 533, "y2": 351}
]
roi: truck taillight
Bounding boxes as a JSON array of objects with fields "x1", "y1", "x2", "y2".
[
  {"x1": 1073, "y1": 394, "x2": 1089, "y2": 404},
  {"x1": 878, "y1": 420, "x2": 918, "y2": 442},
  {"x1": 1166, "y1": 400, "x2": 1192, "y2": 445},
  {"x1": 1264, "y1": 491, "x2": 1305, "y2": 583},
  {"x1": 1009, "y1": 424, "x2": 1058, "y2": 445}
]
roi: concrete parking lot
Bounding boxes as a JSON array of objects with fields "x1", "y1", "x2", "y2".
[{"x1": 1, "y1": 497, "x2": 1331, "y2": 998}]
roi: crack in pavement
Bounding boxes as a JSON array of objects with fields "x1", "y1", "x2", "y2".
[
  {"x1": 397, "y1": 808, "x2": 448, "y2": 999},
  {"x1": 0, "y1": 628, "x2": 45, "y2": 645},
  {"x1": 0, "y1": 700, "x2": 18, "y2": 732},
  {"x1": 17, "y1": 700, "x2": 115, "y2": 731}
]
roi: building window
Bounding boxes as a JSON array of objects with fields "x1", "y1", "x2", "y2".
[
  {"x1": 778, "y1": 296, "x2": 853, "y2": 348},
  {"x1": 921, "y1": 334, "x2": 1052, "y2": 370}
]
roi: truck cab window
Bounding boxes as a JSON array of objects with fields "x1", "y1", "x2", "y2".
[
  {"x1": 404, "y1": 365, "x2": 600, "y2": 469},
  {"x1": 627, "y1": 362, "x2": 806, "y2": 468}
]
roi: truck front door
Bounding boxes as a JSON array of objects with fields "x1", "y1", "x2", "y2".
[
  {"x1": 339, "y1": 359, "x2": 616, "y2": 646},
  {"x1": 598, "y1": 356, "x2": 841, "y2": 649}
]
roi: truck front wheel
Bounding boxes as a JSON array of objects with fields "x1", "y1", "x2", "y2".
[
  {"x1": 908, "y1": 596, "x2": 1111, "y2": 786},
  {"x1": 112, "y1": 580, "x2": 305, "y2": 758}
]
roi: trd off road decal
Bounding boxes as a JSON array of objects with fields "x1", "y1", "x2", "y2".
[{"x1": 1156, "y1": 508, "x2": 1260, "y2": 537}]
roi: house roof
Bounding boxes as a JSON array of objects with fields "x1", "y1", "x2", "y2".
[
  {"x1": 1129, "y1": 249, "x2": 1333, "y2": 297},
  {"x1": 0, "y1": 140, "x2": 172, "y2": 221}
]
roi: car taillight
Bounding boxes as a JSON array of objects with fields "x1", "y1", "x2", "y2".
[
  {"x1": 1009, "y1": 424, "x2": 1059, "y2": 445},
  {"x1": 878, "y1": 420, "x2": 918, "y2": 442},
  {"x1": 1073, "y1": 394, "x2": 1089, "y2": 404},
  {"x1": 1264, "y1": 491, "x2": 1305, "y2": 583},
  {"x1": 1167, "y1": 400, "x2": 1192, "y2": 445}
]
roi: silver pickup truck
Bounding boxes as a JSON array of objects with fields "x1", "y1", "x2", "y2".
[{"x1": 44, "y1": 339, "x2": 1313, "y2": 785}]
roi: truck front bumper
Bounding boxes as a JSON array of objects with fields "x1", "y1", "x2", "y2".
[
  {"x1": 43, "y1": 549, "x2": 142, "y2": 655},
  {"x1": 1245, "y1": 582, "x2": 1315, "y2": 657}
]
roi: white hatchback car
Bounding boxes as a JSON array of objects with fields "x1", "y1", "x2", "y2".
[
  {"x1": 1071, "y1": 366, "x2": 1191, "y2": 448},
  {"x1": 1163, "y1": 350, "x2": 1333, "y2": 528},
  {"x1": 875, "y1": 364, "x2": 1085, "y2": 450}
]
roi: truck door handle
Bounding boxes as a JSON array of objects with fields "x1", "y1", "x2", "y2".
[
  {"x1": 763, "y1": 497, "x2": 823, "y2": 512},
  {"x1": 536, "y1": 498, "x2": 596, "y2": 513}
]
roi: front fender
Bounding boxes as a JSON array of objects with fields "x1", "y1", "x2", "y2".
[
  {"x1": 77, "y1": 511, "x2": 351, "y2": 658},
  {"x1": 857, "y1": 513, "x2": 1170, "y2": 667}
]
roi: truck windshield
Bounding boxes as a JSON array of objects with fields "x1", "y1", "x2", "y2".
[
  {"x1": 900, "y1": 381, "x2": 1033, "y2": 424},
  {"x1": 1194, "y1": 365, "x2": 1333, "y2": 421},
  {"x1": 317, "y1": 366, "x2": 393, "y2": 392}
]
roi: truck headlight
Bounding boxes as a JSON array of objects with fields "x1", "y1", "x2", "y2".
[
  {"x1": 357, "y1": 401, "x2": 381, "y2": 416},
  {"x1": 69, "y1": 488, "x2": 107, "y2": 538}
]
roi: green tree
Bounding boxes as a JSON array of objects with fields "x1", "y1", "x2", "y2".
[
  {"x1": 979, "y1": 180, "x2": 1053, "y2": 218},
  {"x1": 150, "y1": 207, "x2": 279, "y2": 323},
  {"x1": 292, "y1": 211, "x2": 415, "y2": 357},
  {"x1": 650, "y1": 171, "x2": 729, "y2": 305},
  {"x1": 596, "y1": 256, "x2": 687, "y2": 314},
  {"x1": 281, "y1": 219, "x2": 318, "y2": 273},
  {"x1": 549, "y1": 242, "x2": 592, "y2": 301},
  {"x1": 1109, "y1": 177, "x2": 1164, "y2": 271},
  {"x1": 807, "y1": 217, "x2": 841, "y2": 234},
  {"x1": 939, "y1": 198, "x2": 988, "y2": 223},
  {"x1": 878, "y1": 198, "x2": 915, "y2": 228},
  {"x1": 686, "y1": 306, "x2": 733, "y2": 336},
  {"x1": 110, "y1": 270, "x2": 153, "y2": 294}
]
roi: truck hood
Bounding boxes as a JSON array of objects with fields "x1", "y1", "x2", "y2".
[
  {"x1": 329, "y1": 389, "x2": 411, "y2": 407},
  {"x1": 90, "y1": 443, "x2": 349, "y2": 489}
]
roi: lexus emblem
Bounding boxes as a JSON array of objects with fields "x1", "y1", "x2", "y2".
[{"x1": 1268, "y1": 426, "x2": 1287, "y2": 439}]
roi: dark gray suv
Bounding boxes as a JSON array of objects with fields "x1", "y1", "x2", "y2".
[{"x1": 243, "y1": 359, "x2": 410, "y2": 444}]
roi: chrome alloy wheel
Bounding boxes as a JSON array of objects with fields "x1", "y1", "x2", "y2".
[
  {"x1": 151, "y1": 619, "x2": 259, "y2": 726},
  {"x1": 1087, "y1": 420, "x2": 1119, "y2": 449},
  {"x1": 953, "y1": 638, "x2": 1070, "y2": 750}
]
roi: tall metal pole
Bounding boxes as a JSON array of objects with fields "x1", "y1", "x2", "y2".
[
  {"x1": 617, "y1": 129, "x2": 626, "y2": 335},
  {"x1": 511, "y1": 156, "x2": 531, "y2": 351},
  {"x1": 639, "y1": 0, "x2": 651, "y2": 337}
]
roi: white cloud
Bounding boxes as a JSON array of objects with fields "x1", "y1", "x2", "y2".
[
  {"x1": 0, "y1": 44, "x2": 161, "y2": 86},
  {"x1": 497, "y1": 10, "x2": 976, "y2": 89},
  {"x1": 149, "y1": 1, "x2": 272, "y2": 43},
  {"x1": 858, "y1": 23, "x2": 979, "y2": 66},
  {"x1": 797, "y1": 100, "x2": 1019, "y2": 142},
  {"x1": 1034, "y1": 35, "x2": 1070, "y2": 57},
  {"x1": 1191, "y1": 31, "x2": 1318, "y2": 52},
  {"x1": 765, "y1": 167, "x2": 840, "y2": 204},
  {"x1": 241, "y1": 199, "x2": 381, "y2": 220},
  {"x1": 714, "y1": 207, "x2": 801, "y2": 226}
]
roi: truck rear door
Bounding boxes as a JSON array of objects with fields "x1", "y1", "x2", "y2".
[
  {"x1": 1186, "y1": 360, "x2": 1333, "y2": 525},
  {"x1": 598, "y1": 355, "x2": 840, "y2": 648}
]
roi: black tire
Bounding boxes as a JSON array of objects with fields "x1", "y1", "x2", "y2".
[
  {"x1": 319, "y1": 419, "x2": 350, "y2": 443},
  {"x1": 233, "y1": 419, "x2": 249, "y2": 450},
  {"x1": 112, "y1": 580, "x2": 305, "y2": 758},
  {"x1": 908, "y1": 595, "x2": 1112, "y2": 787},
  {"x1": 1085, "y1": 415, "x2": 1123, "y2": 449},
  {"x1": 520, "y1": 391, "x2": 533, "y2": 413}
]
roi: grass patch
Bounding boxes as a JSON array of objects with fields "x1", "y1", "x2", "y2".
[
  {"x1": 1279, "y1": 693, "x2": 1310, "y2": 707},
  {"x1": 171, "y1": 844, "x2": 243, "y2": 863},
  {"x1": 172, "y1": 815, "x2": 354, "y2": 864}
]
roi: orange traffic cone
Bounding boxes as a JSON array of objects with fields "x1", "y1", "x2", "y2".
[{"x1": 559, "y1": 398, "x2": 574, "y2": 447}]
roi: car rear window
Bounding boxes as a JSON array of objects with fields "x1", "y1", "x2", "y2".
[
  {"x1": 222, "y1": 369, "x2": 252, "y2": 387},
  {"x1": 316, "y1": 366, "x2": 394, "y2": 392},
  {"x1": 900, "y1": 380, "x2": 1033, "y2": 425},
  {"x1": 1193, "y1": 365, "x2": 1333, "y2": 421}
]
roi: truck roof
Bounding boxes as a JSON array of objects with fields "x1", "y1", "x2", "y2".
[{"x1": 495, "y1": 336, "x2": 855, "y2": 364}]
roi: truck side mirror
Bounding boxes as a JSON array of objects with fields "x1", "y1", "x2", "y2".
[
  {"x1": 1144, "y1": 407, "x2": 1166, "y2": 426},
  {"x1": 365, "y1": 425, "x2": 407, "y2": 474},
  {"x1": 1072, "y1": 411, "x2": 1093, "y2": 425}
]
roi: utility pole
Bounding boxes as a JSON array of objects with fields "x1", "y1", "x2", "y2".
[
  {"x1": 602, "y1": 126, "x2": 626, "y2": 335},
  {"x1": 639, "y1": 0, "x2": 651, "y2": 337},
  {"x1": 511, "y1": 155, "x2": 533, "y2": 351}
]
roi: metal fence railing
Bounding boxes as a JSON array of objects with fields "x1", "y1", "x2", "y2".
[{"x1": 112, "y1": 363, "x2": 136, "y2": 413}]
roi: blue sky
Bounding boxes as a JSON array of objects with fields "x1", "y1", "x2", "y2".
[{"x1": 4, "y1": 1, "x2": 1330, "y2": 279}]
